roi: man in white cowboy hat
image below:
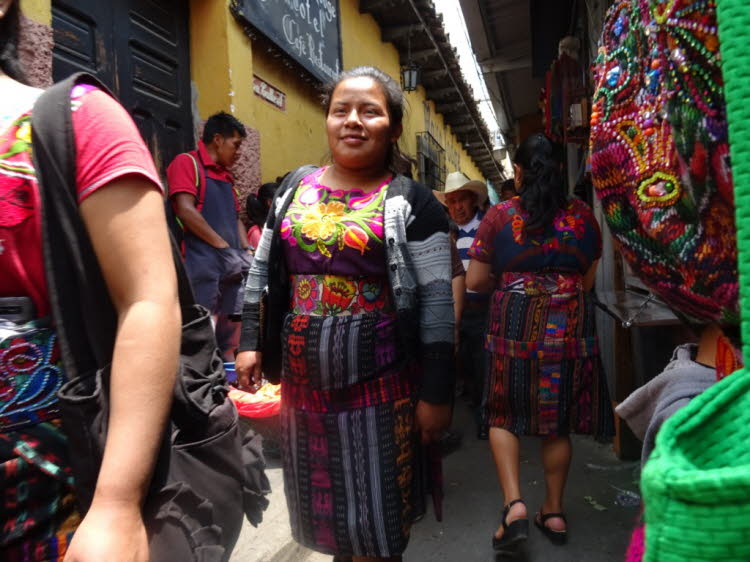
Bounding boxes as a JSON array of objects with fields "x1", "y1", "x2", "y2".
[{"x1": 434, "y1": 171, "x2": 491, "y2": 439}]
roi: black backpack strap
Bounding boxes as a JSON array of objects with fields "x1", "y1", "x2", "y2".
[
  {"x1": 33, "y1": 72, "x2": 195, "y2": 381},
  {"x1": 33, "y1": 73, "x2": 116, "y2": 380},
  {"x1": 189, "y1": 151, "x2": 207, "y2": 208}
]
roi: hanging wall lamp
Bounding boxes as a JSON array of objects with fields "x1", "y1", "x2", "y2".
[{"x1": 400, "y1": 30, "x2": 421, "y2": 92}]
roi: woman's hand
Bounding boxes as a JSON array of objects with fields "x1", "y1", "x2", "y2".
[
  {"x1": 63, "y1": 499, "x2": 148, "y2": 562},
  {"x1": 415, "y1": 401, "x2": 452, "y2": 444},
  {"x1": 235, "y1": 350, "x2": 263, "y2": 393}
]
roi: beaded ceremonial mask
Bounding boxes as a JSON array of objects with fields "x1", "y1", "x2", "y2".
[{"x1": 590, "y1": 0, "x2": 737, "y2": 323}]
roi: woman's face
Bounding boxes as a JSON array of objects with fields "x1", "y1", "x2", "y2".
[{"x1": 326, "y1": 76, "x2": 401, "y2": 171}]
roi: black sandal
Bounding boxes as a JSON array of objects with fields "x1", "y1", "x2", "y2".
[
  {"x1": 534, "y1": 511, "x2": 568, "y2": 545},
  {"x1": 492, "y1": 499, "x2": 529, "y2": 553}
]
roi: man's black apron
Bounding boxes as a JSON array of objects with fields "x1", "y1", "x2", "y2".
[{"x1": 183, "y1": 157, "x2": 245, "y2": 315}]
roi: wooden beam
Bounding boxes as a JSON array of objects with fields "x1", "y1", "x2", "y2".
[
  {"x1": 435, "y1": 101, "x2": 465, "y2": 114},
  {"x1": 401, "y1": 48, "x2": 437, "y2": 65},
  {"x1": 425, "y1": 86, "x2": 459, "y2": 99},
  {"x1": 422, "y1": 68, "x2": 449, "y2": 81},
  {"x1": 359, "y1": 0, "x2": 397, "y2": 14},
  {"x1": 479, "y1": 57, "x2": 532, "y2": 74},
  {"x1": 450, "y1": 123, "x2": 475, "y2": 133},
  {"x1": 381, "y1": 24, "x2": 420, "y2": 42}
]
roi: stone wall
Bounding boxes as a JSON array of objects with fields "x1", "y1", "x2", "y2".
[{"x1": 18, "y1": 15, "x2": 53, "y2": 88}]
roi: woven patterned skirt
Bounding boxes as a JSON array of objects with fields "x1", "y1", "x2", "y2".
[
  {"x1": 279, "y1": 303, "x2": 423, "y2": 558},
  {"x1": 1, "y1": 421, "x2": 80, "y2": 561},
  {"x1": 484, "y1": 273, "x2": 614, "y2": 438}
]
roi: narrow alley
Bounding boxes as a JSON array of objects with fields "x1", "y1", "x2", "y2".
[{"x1": 233, "y1": 402, "x2": 637, "y2": 561}]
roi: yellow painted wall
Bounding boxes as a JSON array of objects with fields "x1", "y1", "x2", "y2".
[
  {"x1": 21, "y1": 0, "x2": 50, "y2": 25},
  {"x1": 219, "y1": 0, "x2": 490, "y2": 185},
  {"x1": 189, "y1": 1, "x2": 234, "y2": 120},
  {"x1": 410, "y1": 95, "x2": 485, "y2": 182},
  {"x1": 252, "y1": 46, "x2": 328, "y2": 181},
  {"x1": 26, "y1": 0, "x2": 490, "y2": 186},
  {"x1": 191, "y1": 0, "x2": 491, "y2": 186}
]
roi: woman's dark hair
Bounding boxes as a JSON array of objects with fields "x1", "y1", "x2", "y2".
[
  {"x1": 0, "y1": 2, "x2": 26, "y2": 82},
  {"x1": 257, "y1": 182, "x2": 278, "y2": 207},
  {"x1": 202, "y1": 111, "x2": 247, "y2": 143},
  {"x1": 245, "y1": 193, "x2": 267, "y2": 228},
  {"x1": 513, "y1": 133, "x2": 566, "y2": 232},
  {"x1": 500, "y1": 178, "x2": 516, "y2": 195},
  {"x1": 322, "y1": 66, "x2": 414, "y2": 175}
]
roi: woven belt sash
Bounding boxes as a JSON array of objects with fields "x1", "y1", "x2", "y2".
[
  {"x1": 500, "y1": 271, "x2": 583, "y2": 298},
  {"x1": 289, "y1": 274, "x2": 392, "y2": 316}
]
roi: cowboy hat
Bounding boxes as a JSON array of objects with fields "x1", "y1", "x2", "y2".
[{"x1": 433, "y1": 171, "x2": 488, "y2": 206}]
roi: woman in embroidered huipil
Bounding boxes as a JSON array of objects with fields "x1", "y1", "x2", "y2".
[
  {"x1": 236, "y1": 67, "x2": 455, "y2": 561},
  {"x1": 467, "y1": 134, "x2": 613, "y2": 552}
]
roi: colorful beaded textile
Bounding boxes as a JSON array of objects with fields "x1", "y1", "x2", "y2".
[
  {"x1": 0, "y1": 319, "x2": 63, "y2": 431},
  {"x1": 590, "y1": 0, "x2": 737, "y2": 323}
]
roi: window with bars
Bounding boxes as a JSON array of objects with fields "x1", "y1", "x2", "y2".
[{"x1": 416, "y1": 131, "x2": 446, "y2": 190}]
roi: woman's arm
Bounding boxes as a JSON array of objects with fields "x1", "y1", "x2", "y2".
[
  {"x1": 173, "y1": 192, "x2": 228, "y2": 248},
  {"x1": 466, "y1": 259, "x2": 494, "y2": 293},
  {"x1": 236, "y1": 198, "x2": 279, "y2": 391},
  {"x1": 65, "y1": 177, "x2": 181, "y2": 561},
  {"x1": 404, "y1": 189, "x2": 455, "y2": 442}
]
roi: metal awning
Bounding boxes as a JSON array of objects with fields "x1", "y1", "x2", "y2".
[
  {"x1": 459, "y1": 0, "x2": 544, "y2": 148},
  {"x1": 360, "y1": 0, "x2": 505, "y2": 184}
]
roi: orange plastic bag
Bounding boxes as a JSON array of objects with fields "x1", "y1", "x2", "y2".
[{"x1": 228, "y1": 383, "x2": 281, "y2": 418}]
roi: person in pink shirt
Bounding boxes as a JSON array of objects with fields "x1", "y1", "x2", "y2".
[
  {"x1": 0, "y1": 1, "x2": 180, "y2": 559},
  {"x1": 245, "y1": 182, "x2": 278, "y2": 250}
]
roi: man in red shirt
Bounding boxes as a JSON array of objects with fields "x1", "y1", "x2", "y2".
[{"x1": 167, "y1": 112, "x2": 251, "y2": 359}]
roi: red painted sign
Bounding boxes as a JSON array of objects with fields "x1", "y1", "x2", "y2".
[{"x1": 253, "y1": 75, "x2": 286, "y2": 111}]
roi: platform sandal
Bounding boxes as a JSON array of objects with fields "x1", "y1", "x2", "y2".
[
  {"x1": 535, "y1": 510, "x2": 568, "y2": 545},
  {"x1": 492, "y1": 498, "x2": 529, "y2": 553}
]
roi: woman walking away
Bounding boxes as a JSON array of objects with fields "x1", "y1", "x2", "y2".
[
  {"x1": 235, "y1": 66, "x2": 455, "y2": 562},
  {"x1": 466, "y1": 133, "x2": 613, "y2": 554},
  {"x1": 0, "y1": 1, "x2": 180, "y2": 560}
]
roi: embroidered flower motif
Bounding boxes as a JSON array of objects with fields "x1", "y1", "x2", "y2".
[
  {"x1": 16, "y1": 121, "x2": 31, "y2": 144},
  {"x1": 301, "y1": 201, "x2": 347, "y2": 242},
  {"x1": 357, "y1": 279, "x2": 385, "y2": 312},
  {"x1": 554, "y1": 212, "x2": 584, "y2": 239},
  {"x1": 343, "y1": 224, "x2": 370, "y2": 255},
  {"x1": 511, "y1": 214, "x2": 525, "y2": 244},
  {"x1": 294, "y1": 276, "x2": 319, "y2": 313},
  {"x1": 541, "y1": 237, "x2": 561, "y2": 254},
  {"x1": 280, "y1": 216, "x2": 296, "y2": 245},
  {"x1": 321, "y1": 276, "x2": 356, "y2": 314},
  {"x1": 283, "y1": 167, "x2": 388, "y2": 258}
]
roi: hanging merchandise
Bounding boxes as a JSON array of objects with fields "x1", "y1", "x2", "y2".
[
  {"x1": 590, "y1": 0, "x2": 737, "y2": 325},
  {"x1": 546, "y1": 36, "x2": 586, "y2": 143}
]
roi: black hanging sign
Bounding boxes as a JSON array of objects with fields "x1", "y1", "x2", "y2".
[{"x1": 231, "y1": 0, "x2": 342, "y2": 83}]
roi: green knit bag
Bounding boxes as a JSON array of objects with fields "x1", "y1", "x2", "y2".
[{"x1": 641, "y1": 1, "x2": 750, "y2": 560}]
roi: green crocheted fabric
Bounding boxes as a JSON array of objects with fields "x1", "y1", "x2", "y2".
[{"x1": 641, "y1": 0, "x2": 750, "y2": 560}]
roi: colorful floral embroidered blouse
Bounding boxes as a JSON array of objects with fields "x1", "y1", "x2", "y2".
[
  {"x1": 280, "y1": 167, "x2": 389, "y2": 277},
  {"x1": 468, "y1": 196, "x2": 602, "y2": 276}
]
